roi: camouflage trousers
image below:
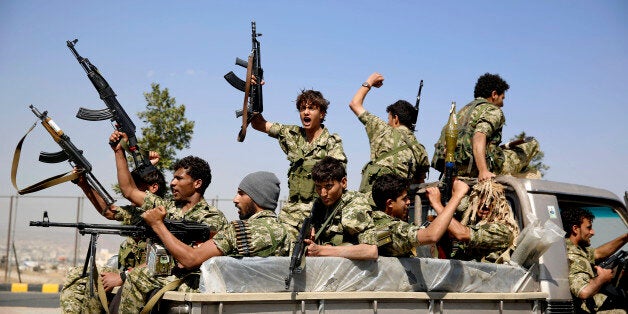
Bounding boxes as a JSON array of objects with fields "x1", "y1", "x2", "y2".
[
  {"x1": 59, "y1": 265, "x2": 118, "y2": 314},
  {"x1": 117, "y1": 266, "x2": 197, "y2": 314},
  {"x1": 500, "y1": 138, "x2": 540, "y2": 175}
]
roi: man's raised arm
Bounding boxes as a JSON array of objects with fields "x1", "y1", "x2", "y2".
[
  {"x1": 349, "y1": 72, "x2": 384, "y2": 117},
  {"x1": 111, "y1": 131, "x2": 147, "y2": 206}
]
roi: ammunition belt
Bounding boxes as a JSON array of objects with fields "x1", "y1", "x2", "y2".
[{"x1": 232, "y1": 220, "x2": 252, "y2": 257}]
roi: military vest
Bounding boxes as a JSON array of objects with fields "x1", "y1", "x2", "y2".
[
  {"x1": 432, "y1": 98, "x2": 504, "y2": 175},
  {"x1": 359, "y1": 130, "x2": 423, "y2": 193}
]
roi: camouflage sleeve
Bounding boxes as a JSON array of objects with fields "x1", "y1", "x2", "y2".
[
  {"x1": 327, "y1": 133, "x2": 348, "y2": 165},
  {"x1": 567, "y1": 248, "x2": 594, "y2": 297},
  {"x1": 341, "y1": 194, "x2": 377, "y2": 245},
  {"x1": 473, "y1": 104, "x2": 505, "y2": 136},
  {"x1": 188, "y1": 207, "x2": 229, "y2": 232},
  {"x1": 267, "y1": 122, "x2": 283, "y2": 139},
  {"x1": 268, "y1": 122, "x2": 300, "y2": 156},
  {"x1": 378, "y1": 220, "x2": 421, "y2": 255},
  {"x1": 358, "y1": 111, "x2": 388, "y2": 142},
  {"x1": 468, "y1": 223, "x2": 513, "y2": 250},
  {"x1": 212, "y1": 224, "x2": 237, "y2": 256},
  {"x1": 201, "y1": 212, "x2": 229, "y2": 232},
  {"x1": 140, "y1": 191, "x2": 171, "y2": 211},
  {"x1": 113, "y1": 204, "x2": 145, "y2": 225},
  {"x1": 398, "y1": 222, "x2": 421, "y2": 247},
  {"x1": 413, "y1": 142, "x2": 430, "y2": 172}
]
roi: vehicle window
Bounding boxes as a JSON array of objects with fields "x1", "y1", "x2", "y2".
[
  {"x1": 584, "y1": 206, "x2": 627, "y2": 250},
  {"x1": 558, "y1": 202, "x2": 627, "y2": 251}
]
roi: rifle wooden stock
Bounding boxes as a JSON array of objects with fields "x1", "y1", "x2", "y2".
[{"x1": 224, "y1": 21, "x2": 264, "y2": 142}]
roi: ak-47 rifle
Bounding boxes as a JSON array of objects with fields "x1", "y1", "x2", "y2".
[
  {"x1": 66, "y1": 39, "x2": 156, "y2": 176},
  {"x1": 411, "y1": 80, "x2": 423, "y2": 130},
  {"x1": 440, "y1": 102, "x2": 458, "y2": 204},
  {"x1": 30, "y1": 211, "x2": 214, "y2": 296},
  {"x1": 224, "y1": 21, "x2": 264, "y2": 142},
  {"x1": 599, "y1": 250, "x2": 628, "y2": 270},
  {"x1": 284, "y1": 214, "x2": 312, "y2": 290},
  {"x1": 11, "y1": 105, "x2": 115, "y2": 205},
  {"x1": 29, "y1": 211, "x2": 215, "y2": 245}
]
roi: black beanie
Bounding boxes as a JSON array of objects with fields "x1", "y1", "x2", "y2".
[{"x1": 238, "y1": 171, "x2": 280, "y2": 210}]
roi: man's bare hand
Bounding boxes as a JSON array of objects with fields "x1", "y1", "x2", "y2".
[
  {"x1": 109, "y1": 131, "x2": 128, "y2": 152},
  {"x1": 148, "y1": 151, "x2": 160, "y2": 166},
  {"x1": 100, "y1": 272, "x2": 123, "y2": 292},
  {"x1": 141, "y1": 206, "x2": 167, "y2": 227},
  {"x1": 366, "y1": 72, "x2": 384, "y2": 88}
]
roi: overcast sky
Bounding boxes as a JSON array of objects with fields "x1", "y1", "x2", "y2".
[{"x1": 1, "y1": 1, "x2": 626, "y2": 226}]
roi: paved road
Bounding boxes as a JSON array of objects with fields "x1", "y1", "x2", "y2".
[{"x1": 0, "y1": 292, "x2": 61, "y2": 313}]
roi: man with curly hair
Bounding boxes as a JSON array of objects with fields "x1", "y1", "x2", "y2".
[
  {"x1": 432, "y1": 73, "x2": 540, "y2": 181},
  {"x1": 250, "y1": 87, "x2": 347, "y2": 232},
  {"x1": 109, "y1": 131, "x2": 228, "y2": 313},
  {"x1": 561, "y1": 207, "x2": 627, "y2": 313}
]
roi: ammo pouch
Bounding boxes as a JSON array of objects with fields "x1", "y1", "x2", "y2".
[
  {"x1": 146, "y1": 240, "x2": 174, "y2": 277},
  {"x1": 359, "y1": 162, "x2": 393, "y2": 192},
  {"x1": 288, "y1": 159, "x2": 317, "y2": 203}
]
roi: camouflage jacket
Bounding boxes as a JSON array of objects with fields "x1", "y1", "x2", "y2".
[
  {"x1": 117, "y1": 236, "x2": 147, "y2": 270},
  {"x1": 565, "y1": 238, "x2": 609, "y2": 313},
  {"x1": 432, "y1": 98, "x2": 505, "y2": 176},
  {"x1": 451, "y1": 221, "x2": 513, "y2": 263},
  {"x1": 311, "y1": 191, "x2": 378, "y2": 246},
  {"x1": 358, "y1": 111, "x2": 429, "y2": 193},
  {"x1": 117, "y1": 191, "x2": 229, "y2": 237},
  {"x1": 112, "y1": 205, "x2": 147, "y2": 270},
  {"x1": 140, "y1": 191, "x2": 229, "y2": 231},
  {"x1": 268, "y1": 122, "x2": 347, "y2": 203},
  {"x1": 213, "y1": 210, "x2": 294, "y2": 257},
  {"x1": 371, "y1": 210, "x2": 420, "y2": 257}
]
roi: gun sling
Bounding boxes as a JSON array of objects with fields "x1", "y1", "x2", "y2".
[{"x1": 11, "y1": 121, "x2": 81, "y2": 195}]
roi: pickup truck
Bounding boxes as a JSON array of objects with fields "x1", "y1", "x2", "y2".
[{"x1": 158, "y1": 176, "x2": 627, "y2": 314}]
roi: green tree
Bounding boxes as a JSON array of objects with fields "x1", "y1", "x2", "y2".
[
  {"x1": 509, "y1": 131, "x2": 549, "y2": 177},
  {"x1": 137, "y1": 83, "x2": 195, "y2": 171}
]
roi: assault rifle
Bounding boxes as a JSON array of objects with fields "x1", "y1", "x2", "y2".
[
  {"x1": 284, "y1": 214, "x2": 312, "y2": 290},
  {"x1": 599, "y1": 250, "x2": 628, "y2": 270},
  {"x1": 224, "y1": 21, "x2": 264, "y2": 142},
  {"x1": 66, "y1": 39, "x2": 155, "y2": 176},
  {"x1": 30, "y1": 211, "x2": 215, "y2": 295},
  {"x1": 29, "y1": 211, "x2": 215, "y2": 246},
  {"x1": 12, "y1": 105, "x2": 115, "y2": 205},
  {"x1": 440, "y1": 102, "x2": 458, "y2": 203},
  {"x1": 411, "y1": 80, "x2": 423, "y2": 131}
]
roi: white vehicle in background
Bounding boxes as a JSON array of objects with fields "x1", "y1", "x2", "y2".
[{"x1": 158, "y1": 176, "x2": 627, "y2": 314}]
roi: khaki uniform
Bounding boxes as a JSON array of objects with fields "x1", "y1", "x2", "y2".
[
  {"x1": 358, "y1": 111, "x2": 429, "y2": 194},
  {"x1": 371, "y1": 211, "x2": 421, "y2": 257},
  {"x1": 213, "y1": 210, "x2": 294, "y2": 257},
  {"x1": 60, "y1": 204, "x2": 148, "y2": 314},
  {"x1": 451, "y1": 222, "x2": 514, "y2": 263},
  {"x1": 117, "y1": 192, "x2": 228, "y2": 314},
  {"x1": 432, "y1": 98, "x2": 539, "y2": 177},
  {"x1": 311, "y1": 191, "x2": 379, "y2": 246},
  {"x1": 566, "y1": 239, "x2": 626, "y2": 314},
  {"x1": 268, "y1": 123, "x2": 347, "y2": 204}
]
